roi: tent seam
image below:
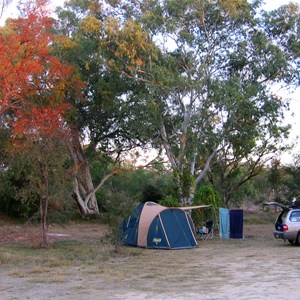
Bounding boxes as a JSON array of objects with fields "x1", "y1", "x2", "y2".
[{"x1": 158, "y1": 213, "x2": 171, "y2": 248}]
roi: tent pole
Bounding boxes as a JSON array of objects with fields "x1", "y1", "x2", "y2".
[{"x1": 213, "y1": 206, "x2": 223, "y2": 244}]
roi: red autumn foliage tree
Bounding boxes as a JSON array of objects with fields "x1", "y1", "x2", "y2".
[
  {"x1": 0, "y1": 0, "x2": 83, "y2": 246},
  {"x1": 0, "y1": 0, "x2": 82, "y2": 137}
]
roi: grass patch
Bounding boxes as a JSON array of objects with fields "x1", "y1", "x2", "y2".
[
  {"x1": 8, "y1": 270, "x2": 28, "y2": 277},
  {"x1": 0, "y1": 237, "x2": 142, "y2": 272},
  {"x1": 27, "y1": 267, "x2": 49, "y2": 274},
  {"x1": 0, "y1": 251, "x2": 26, "y2": 265},
  {"x1": 28, "y1": 276, "x2": 66, "y2": 284},
  {"x1": 244, "y1": 210, "x2": 277, "y2": 225}
]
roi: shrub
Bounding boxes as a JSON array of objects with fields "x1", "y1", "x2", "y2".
[
  {"x1": 192, "y1": 184, "x2": 222, "y2": 228},
  {"x1": 158, "y1": 196, "x2": 181, "y2": 207}
]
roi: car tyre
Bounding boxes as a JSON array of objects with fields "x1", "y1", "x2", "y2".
[{"x1": 297, "y1": 234, "x2": 300, "y2": 245}]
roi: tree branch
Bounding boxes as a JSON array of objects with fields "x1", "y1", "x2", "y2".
[{"x1": 195, "y1": 148, "x2": 218, "y2": 185}]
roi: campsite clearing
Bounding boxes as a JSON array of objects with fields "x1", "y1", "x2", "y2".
[{"x1": 0, "y1": 213, "x2": 300, "y2": 300}]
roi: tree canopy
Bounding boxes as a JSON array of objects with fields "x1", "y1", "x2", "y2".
[{"x1": 96, "y1": 0, "x2": 300, "y2": 204}]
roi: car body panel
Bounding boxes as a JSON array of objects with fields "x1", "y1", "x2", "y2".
[{"x1": 273, "y1": 231, "x2": 284, "y2": 239}]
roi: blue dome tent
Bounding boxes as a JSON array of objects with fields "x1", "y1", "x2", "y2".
[{"x1": 121, "y1": 202, "x2": 209, "y2": 249}]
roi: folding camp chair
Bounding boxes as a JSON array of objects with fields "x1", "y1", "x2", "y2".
[{"x1": 199, "y1": 220, "x2": 214, "y2": 241}]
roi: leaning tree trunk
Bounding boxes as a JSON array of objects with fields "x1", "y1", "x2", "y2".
[
  {"x1": 67, "y1": 131, "x2": 99, "y2": 215},
  {"x1": 71, "y1": 161, "x2": 99, "y2": 215}
]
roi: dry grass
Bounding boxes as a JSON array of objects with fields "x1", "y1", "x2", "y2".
[{"x1": 0, "y1": 210, "x2": 299, "y2": 299}]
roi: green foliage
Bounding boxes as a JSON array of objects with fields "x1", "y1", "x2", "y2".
[
  {"x1": 0, "y1": 129, "x2": 39, "y2": 218},
  {"x1": 228, "y1": 179, "x2": 257, "y2": 207},
  {"x1": 194, "y1": 184, "x2": 222, "y2": 207},
  {"x1": 142, "y1": 184, "x2": 163, "y2": 203},
  {"x1": 267, "y1": 159, "x2": 285, "y2": 201},
  {"x1": 55, "y1": 0, "x2": 155, "y2": 158},
  {"x1": 0, "y1": 169, "x2": 39, "y2": 219},
  {"x1": 129, "y1": 0, "x2": 299, "y2": 205},
  {"x1": 158, "y1": 196, "x2": 181, "y2": 207},
  {"x1": 209, "y1": 160, "x2": 261, "y2": 208},
  {"x1": 279, "y1": 154, "x2": 300, "y2": 200},
  {"x1": 192, "y1": 184, "x2": 221, "y2": 228},
  {"x1": 0, "y1": 134, "x2": 72, "y2": 220},
  {"x1": 98, "y1": 188, "x2": 139, "y2": 247},
  {"x1": 179, "y1": 168, "x2": 195, "y2": 199},
  {"x1": 110, "y1": 169, "x2": 152, "y2": 201},
  {"x1": 99, "y1": 191, "x2": 136, "y2": 224},
  {"x1": 141, "y1": 170, "x2": 177, "y2": 203},
  {"x1": 92, "y1": 161, "x2": 176, "y2": 218},
  {"x1": 250, "y1": 168, "x2": 270, "y2": 204}
]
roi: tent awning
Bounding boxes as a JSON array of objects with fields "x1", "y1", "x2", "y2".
[{"x1": 178, "y1": 205, "x2": 210, "y2": 210}]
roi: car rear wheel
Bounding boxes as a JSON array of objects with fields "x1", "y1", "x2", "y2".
[{"x1": 297, "y1": 234, "x2": 300, "y2": 245}]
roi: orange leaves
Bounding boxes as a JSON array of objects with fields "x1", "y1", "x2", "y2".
[
  {"x1": 0, "y1": 0, "x2": 83, "y2": 142},
  {"x1": 12, "y1": 103, "x2": 71, "y2": 140}
]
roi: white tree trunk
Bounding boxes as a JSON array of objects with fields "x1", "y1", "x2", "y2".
[
  {"x1": 67, "y1": 133, "x2": 99, "y2": 215},
  {"x1": 72, "y1": 177, "x2": 99, "y2": 215}
]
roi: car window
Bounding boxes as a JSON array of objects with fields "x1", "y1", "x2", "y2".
[{"x1": 289, "y1": 211, "x2": 300, "y2": 222}]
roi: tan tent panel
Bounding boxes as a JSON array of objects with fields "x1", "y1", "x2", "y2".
[{"x1": 138, "y1": 202, "x2": 166, "y2": 247}]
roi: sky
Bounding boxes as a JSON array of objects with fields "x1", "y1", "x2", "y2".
[{"x1": 1, "y1": 0, "x2": 300, "y2": 163}]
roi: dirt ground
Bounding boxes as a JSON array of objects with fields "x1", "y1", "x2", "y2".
[{"x1": 1, "y1": 215, "x2": 300, "y2": 300}]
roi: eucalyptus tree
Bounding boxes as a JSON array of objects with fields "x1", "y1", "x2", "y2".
[
  {"x1": 54, "y1": 0, "x2": 153, "y2": 214},
  {"x1": 102, "y1": 0, "x2": 300, "y2": 205},
  {"x1": 205, "y1": 2, "x2": 300, "y2": 207}
]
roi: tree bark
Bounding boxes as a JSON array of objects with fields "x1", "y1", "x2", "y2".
[
  {"x1": 40, "y1": 195, "x2": 48, "y2": 247},
  {"x1": 195, "y1": 149, "x2": 218, "y2": 186},
  {"x1": 67, "y1": 134, "x2": 99, "y2": 215}
]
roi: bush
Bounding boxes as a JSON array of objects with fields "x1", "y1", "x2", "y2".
[
  {"x1": 0, "y1": 175, "x2": 39, "y2": 219},
  {"x1": 158, "y1": 196, "x2": 180, "y2": 207},
  {"x1": 142, "y1": 184, "x2": 163, "y2": 203},
  {"x1": 192, "y1": 184, "x2": 222, "y2": 228}
]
